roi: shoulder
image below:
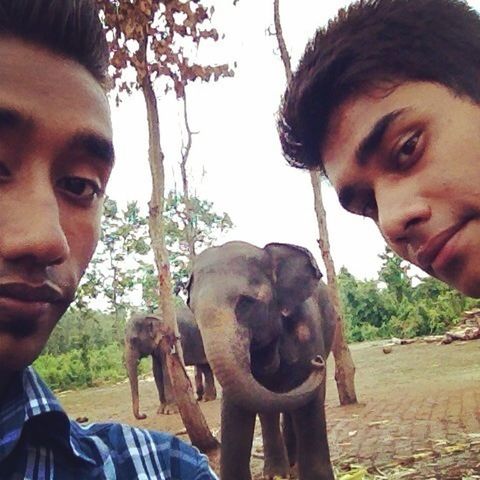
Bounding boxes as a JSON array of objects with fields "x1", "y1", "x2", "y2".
[{"x1": 73, "y1": 421, "x2": 218, "y2": 479}]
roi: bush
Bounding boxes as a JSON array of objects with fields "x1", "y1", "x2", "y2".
[
  {"x1": 34, "y1": 343, "x2": 151, "y2": 391},
  {"x1": 338, "y1": 255, "x2": 480, "y2": 342}
]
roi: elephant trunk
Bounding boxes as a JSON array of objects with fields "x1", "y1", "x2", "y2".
[
  {"x1": 195, "y1": 303, "x2": 325, "y2": 413},
  {"x1": 125, "y1": 341, "x2": 146, "y2": 420}
]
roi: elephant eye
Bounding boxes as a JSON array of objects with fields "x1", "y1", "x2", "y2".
[{"x1": 235, "y1": 295, "x2": 261, "y2": 324}]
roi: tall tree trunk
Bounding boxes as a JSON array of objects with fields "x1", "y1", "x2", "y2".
[
  {"x1": 180, "y1": 92, "x2": 196, "y2": 265},
  {"x1": 273, "y1": 0, "x2": 357, "y2": 405},
  {"x1": 310, "y1": 173, "x2": 357, "y2": 404},
  {"x1": 141, "y1": 50, "x2": 219, "y2": 454}
]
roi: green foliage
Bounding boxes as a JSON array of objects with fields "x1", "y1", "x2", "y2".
[
  {"x1": 77, "y1": 195, "x2": 233, "y2": 313},
  {"x1": 338, "y1": 247, "x2": 480, "y2": 341},
  {"x1": 338, "y1": 267, "x2": 395, "y2": 342},
  {"x1": 378, "y1": 247, "x2": 413, "y2": 302},
  {"x1": 34, "y1": 343, "x2": 150, "y2": 391},
  {"x1": 164, "y1": 191, "x2": 233, "y2": 294},
  {"x1": 77, "y1": 198, "x2": 150, "y2": 316},
  {"x1": 44, "y1": 308, "x2": 125, "y2": 355}
]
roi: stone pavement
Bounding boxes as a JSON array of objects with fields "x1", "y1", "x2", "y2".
[{"x1": 324, "y1": 340, "x2": 480, "y2": 478}]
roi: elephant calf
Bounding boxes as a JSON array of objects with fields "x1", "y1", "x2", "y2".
[
  {"x1": 188, "y1": 241, "x2": 336, "y2": 480},
  {"x1": 125, "y1": 304, "x2": 217, "y2": 420}
]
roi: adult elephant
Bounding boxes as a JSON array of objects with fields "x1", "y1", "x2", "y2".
[
  {"x1": 187, "y1": 241, "x2": 336, "y2": 480},
  {"x1": 124, "y1": 304, "x2": 217, "y2": 420}
]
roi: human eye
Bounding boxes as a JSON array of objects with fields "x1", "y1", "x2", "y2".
[
  {"x1": 391, "y1": 130, "x2": 423, "y2": 171},
  {"x1": 57, "y1": 176, "x2": 103, "y2": 205},
  {"x1": 0, "y1": 162, "x2": 11, "y2": 180}
]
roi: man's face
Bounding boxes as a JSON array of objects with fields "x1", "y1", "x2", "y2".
[
  {"x1": 323, "y1": 82, "x2": 480, "y2": 297},
  {"x1": 0, "y1": 39, "x2": 113, "y2": 371}
]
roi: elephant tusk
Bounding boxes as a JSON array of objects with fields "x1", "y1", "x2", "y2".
[{"x1": 311, "y1": 355, "x2": 325, "y2": 370}]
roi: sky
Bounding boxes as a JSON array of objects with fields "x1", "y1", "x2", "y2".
[{"x1": 105, "y1": 0, "x2": 480, "y2": 281}]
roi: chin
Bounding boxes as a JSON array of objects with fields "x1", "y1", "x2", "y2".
[
  {"x1": 458, "y1": 281, "x2": 480, "y2": 298},
  {"x1": 0, "y1": 332, "x2": 49, "y2": 373},
  {"x1": 445, "y1": 269, "x2": 480, "y2": 297}
]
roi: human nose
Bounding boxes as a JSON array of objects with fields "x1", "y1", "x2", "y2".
[
  {"x1": 0, "y1": 184, "x2": 70, "y2": 267},
  {"x1": 376, "y1": 184, "x2": 431, "y2": 246}
]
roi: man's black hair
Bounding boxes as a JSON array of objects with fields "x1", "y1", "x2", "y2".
[
  {"x1": 278, "y1": 0, "x2": 480, "y2": 173},
  {"x1": 0, "y1": 0, "x2": 108, "y2": 86}
]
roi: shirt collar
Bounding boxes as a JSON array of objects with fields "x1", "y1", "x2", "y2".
[{"x1": 0, "y1": 367, "x2": 95, "y2": 466}]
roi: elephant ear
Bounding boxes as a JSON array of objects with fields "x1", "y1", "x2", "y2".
[
  {"x1": 145, "y1": 315, "x2": 160, "y2": 339},
  {"x1": 264, "y1": 243, "x2": 322, "y2": 314}
]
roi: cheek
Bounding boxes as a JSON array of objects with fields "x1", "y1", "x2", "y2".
[
  {"x1": 63, "y1": 210, "x2": 101, "y2": 275},
  {"x1": 449, "y1": 171, "x2": 480, "y2": 211}
]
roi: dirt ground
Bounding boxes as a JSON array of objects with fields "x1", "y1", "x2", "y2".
[{"x1": 59, "y1": 339, "x2": 480, "y2": 479}]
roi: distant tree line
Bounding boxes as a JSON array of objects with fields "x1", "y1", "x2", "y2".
[{"x1": 338, "y1": 247, "x2": 480, "y2": 342}]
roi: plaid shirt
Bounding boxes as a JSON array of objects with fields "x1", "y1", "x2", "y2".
[{"x1": 0, "y1": 367, "x2": 218, "y2": 480}]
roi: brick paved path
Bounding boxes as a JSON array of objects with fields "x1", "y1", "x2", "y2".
[
  {"x1": 324, "y1": 340, "x2": 480, "y2": 478},
  {"x1": 60, "y1": 337, "x2": 480, "y2": 479}
]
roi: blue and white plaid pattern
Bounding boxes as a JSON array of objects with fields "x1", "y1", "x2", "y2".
[{"x1": 0, "y1": 367, "x2": 218, "y2": 479}]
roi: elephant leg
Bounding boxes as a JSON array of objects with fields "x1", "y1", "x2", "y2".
[
  {"x1": 259, "y1": 412, "x2": 289, "y2": 479},
  {"x1": 201, "y1": 364, "x2": 217, "y2": 401},
  {"x1": 125, "y1": 344, "x2": 146, "y2": 420},
  {"x1": 291, "y1": 386, "x2": 334, "y2": 480},
  {"x1": 194, "y1": 366, "x2": 204, "y2": 401},
  {"x1": 153, "y1": 354, "x2": 178, "y2": 415},
  {"x1": 221, "y1": 396, "x2": 256, "y2": 480},
  {"x1": 282, "y1": 412, "x2": 297, "y2": 468}
]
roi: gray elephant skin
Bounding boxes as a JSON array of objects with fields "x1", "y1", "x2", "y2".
[
  {"x1": 187, "y1": 241, "x2": 336, "y2": 480},
  {"x1": 125, "y1": 304, "x2": 217, "y2": 420}
]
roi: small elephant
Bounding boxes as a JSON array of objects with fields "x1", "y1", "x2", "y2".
[
  {"x1": 187, "y1": 241, "x2": 336, "y2": 480},
  {"x1": 125, "y1": 304, "x2": 217, "y2": 420}
]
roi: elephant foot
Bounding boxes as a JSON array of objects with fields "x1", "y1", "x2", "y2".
[
  {"x1": 263, "y1": 458, "x2": 290, "y2": 480},
  {"x1": 158, "y1": 402, "x2": 179, "y2": 415},
  {"x1": 134, "y1": 412, "x2": 147, "y2": 420},
  {"x1": 263, "y1": 467, "x2": 290, "y2": 480},
  {"x1": 202, "y1": 391, "x2": 217, "y2": 402}
]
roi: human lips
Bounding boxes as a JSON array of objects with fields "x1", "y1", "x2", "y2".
[
  {"x1": 0, "y1": 281, "x2": 65, "y2": 319},
  {"x1": 415, "y1": 221, "x2": 469, "y2": 272}
]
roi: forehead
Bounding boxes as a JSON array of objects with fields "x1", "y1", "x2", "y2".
[
  {"x1": 322, "y1": 82, "x2": 449, "y2": 187},
  {"x1": 0, "y1": 37, "x2": 111, "y2": 137}
]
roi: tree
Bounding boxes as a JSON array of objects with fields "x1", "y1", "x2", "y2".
[
  {"x1": 164, "y1": 191, "x2": 233, "y2": 294},
  {"x1": 73, "y1": 198, "x2": 151, "y2": 344},
  {"x1": 378, "y1": 246, "x2": 413, "y2": 303},
  {"x1": 97, "y1": 0, "x2": 234, "y2": 455},
  {"x1": 272, "y1": 0, "x2": 357, "y2": 405},
  {"x1": 337, "y1": 247, "x2": 480, "y2": 341},
  {"x1": 73, "y1": 193, "x2": 232, "y2": 313},
  {"x1": 337, "y1": 267, "x2": 394, "y2": 341},
  {"x1": 138, "y1": 191, "x2": 233, "y2": 307},
  {"x1": 100, "y1": 199, "x2": 150, "y2": 316}
]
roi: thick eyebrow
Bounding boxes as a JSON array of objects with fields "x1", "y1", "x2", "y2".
[
  {"x1": 66, "y1": 131, "x2": 115, "y2": 166},
  {"x1": 355, "y1": 108, "x2": 407, "y2": 166},
  {"x1": 0, "y1": 107, "x2": 115, "y2": 167},
  {"x1": 0, "y1": 106, "x2": 30, "y2": 131}
]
